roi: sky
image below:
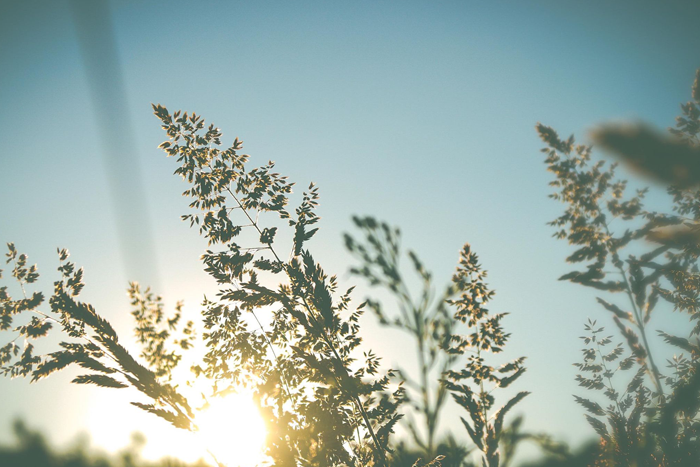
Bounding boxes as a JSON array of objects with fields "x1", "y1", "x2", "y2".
[{"x1": 1, "y1": 0, "x2": 700, "y2": 464}]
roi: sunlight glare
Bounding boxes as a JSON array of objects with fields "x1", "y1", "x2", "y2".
[{"x1": 196, "y1": 391, "x2": 267, "y2": 467}]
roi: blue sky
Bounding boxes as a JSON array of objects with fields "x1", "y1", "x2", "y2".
[{"x1": 1, "y1": 0, "x2": 699, "y2": 463}]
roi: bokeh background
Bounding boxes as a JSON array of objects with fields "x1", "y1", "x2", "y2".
[{"x1": 1, "y1": 0, "x2": 700, "y2": 463}]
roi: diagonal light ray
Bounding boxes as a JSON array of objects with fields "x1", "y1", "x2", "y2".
[{"x1": 69, "y1": 0, "x2": 159, "y2": 289}]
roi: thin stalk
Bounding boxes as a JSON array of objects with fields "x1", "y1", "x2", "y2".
[
  {"x1": 398, "y1": 274, "x2": 438, "y2": 455},
  {"x1": 613, "y1": 251, "x2": 665, "y2": 397},
  {"x1": 250, "y1": 309, "x2": 295, "y2": 402},
  {"x1": 603, "y1": 224, "x2": 665, "y2": 397},
  {"x1": 206, "y1": 448, "x2": 225, "y2": 467},
  {"x1": 477, "y1": 345, "x2": 491, "y2": 467},
  {"x1": 416, "y1": 329, "x2": 433, "y2": 453}
]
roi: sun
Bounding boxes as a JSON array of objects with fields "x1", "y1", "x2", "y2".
[{"x1": 195, "y1": 391, "x2": 268, "y2": 467}]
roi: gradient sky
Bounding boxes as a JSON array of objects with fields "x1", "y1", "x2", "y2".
[{"x1": 1, "y1": 0, "x2": 700, "y2": 463}]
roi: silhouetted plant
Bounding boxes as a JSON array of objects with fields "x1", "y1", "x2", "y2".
[
  {"x1": 344, "y1": 219, "x2": 534, "y2": 467},
  {"x1": 573, "y1": 320, "x2": 652, "y2": 465},
  {"x1": 1, "y1": 106, "x2": 410, "y2": 467},
  {"x1": 153, "y1": 105, "x2": 405, "y2": 466},
  {"x1": 129, "y1": 282, "x2": 196, "y2": 383},
  {"x1": 1, "y1": 243, "x2": 197, "y2": 433},
  {"x1": 537, "y1": 68, "x2": 700, "y2": 465},
  {"x1": 344, "y1": 216, "x2": 460, "y2": 462},
  {"x1": 443, "y1": 245, "x2": 529, "y2": 467}
]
